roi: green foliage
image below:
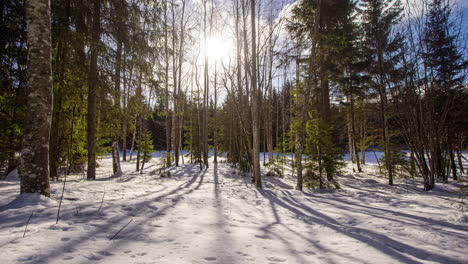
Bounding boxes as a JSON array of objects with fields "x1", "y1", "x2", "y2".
[
  {"x1": 266, "y1": 155, "x2": 284, "y2": 177},
  {"x1": 378, "y1": 147, "x2": 412, "y2": 179},
  {"x1": 139, "y1": 132, "x2": 154, "y2": 162},
  {"x1": 304, "y1": 118, "x2": 344, "y2": 188},
  {"x1": 96, "y1": 137, "x2": 112, "y2": 158}
]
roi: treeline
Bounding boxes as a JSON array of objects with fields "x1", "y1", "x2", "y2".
[{"x1": 0, "y1": 0, "x2": 466, "y2": 196}]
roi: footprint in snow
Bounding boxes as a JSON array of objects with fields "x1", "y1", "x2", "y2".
[
  {"x1": 98, "y1": 251, "x2": 113, "y2": 256},
  {"x1": 204, "y1": 257, "x2": 217, "y2": 261},
  {"x1": 18, "y1": 256, "x2": 34, "y2": 262},
  {"x1": 63, "y1": 256, "x2": 74, "y2": 260},
  {"x1": 266, "y1": 257, "x2": 286, "y2": 262},
  {"x1": 86, "y1": 254, "x2": 102, "y2": 261},
  {"x1": 60, "y1": 237, "x2": 71, "y2": 242},
  {"x1": 145, "y1": 204, "x2": 158, "y2": 210}
]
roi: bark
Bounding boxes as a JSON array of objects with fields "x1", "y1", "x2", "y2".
[
  {"x1": 129, "y1": 118, "x2": 136, "y2": 161},
  {"x1": 136, "y1": 117, "x2": 141, "y2": 172},
  {"x1": 20, "y1": 0, "x2": 53, "y2": 196},
  {"x1": 87, "y1": 0, "x2": 101, "y2": 180},
  {"x1": 122, "y1": 45, "x2": 127, "y2": 162},
  {"x1": 214, "y1": 63, "x2": 218, "y2": 163},
  {"x1": 112, "y1": 40, "x2": 122, "y2": 173},
  {"x1": 164, "y1": 1, "x2": 171, "y2": 167},
  {"x1": 456, "y1": 149, "x2": 464, "y2": 175},
  {"x1": 202, "y1": 0, "x2": 209, "y2": 168},
  {"x1": 266, "y1": 8, "x2": 274, "y2": 163},
  {"x1": 112, "y1": 141, "x2": 122, "y2": 177},
  {"x1": 350, "y1": 93, "x2": 362, "y2": 172},
  {"x1": 251, "y1": 0, "x2": 261, "y2": 188},
  {"x1": 450, "y1": 150, "x2": 457, "y2": 181},
  {"x1": 360, "y1": 109, "x2": 366, "y2": 165},
  {"x1": 66, "y1": 107, "x2": 75, "y2": 175},
  {"x1": 171, "y1": 0, "x2": 179, "y2": 166}
]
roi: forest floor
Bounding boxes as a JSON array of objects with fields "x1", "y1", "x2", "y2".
[{"x1": 0, "y1": 155, "x2": 467, "y2": 264}]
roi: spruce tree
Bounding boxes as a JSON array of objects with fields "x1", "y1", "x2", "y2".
[{"x1": 359, "y1": 0, "x2": 404, "y2": 185}]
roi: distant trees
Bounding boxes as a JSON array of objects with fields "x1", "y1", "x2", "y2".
[
  {"x1": 0, "y1": 0, "x2": 466, "y2": 195},
  {"x1": 0, "y1": 0, "x2": 27, "y2": 174},
  {"x1": 392, "y1": 0, "x2": 467, "y2": 190}
]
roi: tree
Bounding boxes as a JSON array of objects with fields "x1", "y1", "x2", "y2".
[
  {"x1": 422, "y1": 0, "x2": 465, "y2": 182},
  {"x1": 86, "y1": 0, "x2": 101, "y2": 180},
  {"x1": 139, "y1": 131, "x2": 154, "y2": 173},
  {"x1": 360, "y1": 0, "x2": 403, "y2": 185},
  {"x1": 251, "y1": 0, "x2": 261, "y2": 188},
  {"x1": 19, "y1": 0, "x2": 53, "y2": 196}
]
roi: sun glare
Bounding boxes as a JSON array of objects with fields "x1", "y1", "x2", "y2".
[{"x1": 205, "y1": 37, "x2": 232, "y2": 62}]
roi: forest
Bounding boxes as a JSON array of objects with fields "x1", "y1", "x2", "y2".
[{"x1": 1, "y1": 0, "x2": 467, "y2": 263}]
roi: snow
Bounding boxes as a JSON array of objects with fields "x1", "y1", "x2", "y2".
[
  {"x1": 4, "y1": 168, "x2": 19, "y2": 181},
  {"x1": 0, "y1": 155, "x2": 467, "y2": 264}
]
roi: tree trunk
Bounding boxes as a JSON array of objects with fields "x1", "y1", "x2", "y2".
[
  {"x1": 20, "y1": 0, "x2": 53, "y2": 196},
  {"x1": 202, "y1": 0, "x2": 209, "y2": 168},
  {"x1": 450, "y1": 150, "x2": 457, "y2": 180},
  {"x1": 86, "y1": 0, "x2": 101, "y2": 180},
  {"x1": 360, "y1": 109, "x2": 366, "y2": 164},
  {"x1": 112, "y1": 140, "x2": 122, "y2": 177},
  {"x1": 121, "y1": 44, "x2": 127, "y2": 162},
  {"x1": 129, "y1": 118, "x2": 136, "y2": 161},
  {"x1": 136, "y1": 117, "x2": 141, "y2": 172},
  {"x1": 122, "y1": 125, "x2": 127, "y2": 161},
  {"x1": 350, "y1": 93, "x2": 362, "y2": 172},
  {"x1": 112, "y1": 40, "x2": 122, "y2": 171},
  {"x1": 214, "y1": 63, "x2": 218, "y2": 163},
  {"x1": 164, "y1": 0, "x2": 171, "y2": 167},
  {"x1": 456, "y1": 149, "x2": 464, "y2": 175},
  {"x1": 251, "y1": 0, "x2": 261, "y2": 188},
  {"x1": 66, "y1": 107, "x2": 75, "y2": 175}
]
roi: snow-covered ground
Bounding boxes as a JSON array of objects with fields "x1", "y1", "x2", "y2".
[{"x1": 1, "y1": 155, "x2": 467, "y2": 264}]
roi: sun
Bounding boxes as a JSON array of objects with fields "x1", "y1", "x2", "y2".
[{"x1": 205, "y1": 36, "x2": 233, "y2": 62}]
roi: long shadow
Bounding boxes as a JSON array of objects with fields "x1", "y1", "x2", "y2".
[
  {"x1": 212, "y1": 163, "x2": 234, "y2": 262},
  {"x1": 307, "y1": 197, "x2": 468, "y2": 240},
  {"x1": 256, "y1": 188, "x2": 332, "y2": 264},
  {"x1": 13, "y1": 164, "x2": 207, "y2": 263},
  {"x1": 263, "y1": 176, "x2": 294, "y2": 190},
  {"x1": 260, "y1": 189, "x2": 464, "y2": 264},
  {"x1": 302, "y1": 192, "x2": 468, "y2": 234}
]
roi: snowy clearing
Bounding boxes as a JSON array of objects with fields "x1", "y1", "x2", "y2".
[{"x1": 1, "y1": 156, "x2": 467, "y2": 264}]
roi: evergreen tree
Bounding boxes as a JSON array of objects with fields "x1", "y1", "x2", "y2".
[
  {"x1": 359, "y1": 0, "x2": 404, "y2": 185},
  {"x1": 422, "y1": 0, "x2": 466, "y2": 182}
]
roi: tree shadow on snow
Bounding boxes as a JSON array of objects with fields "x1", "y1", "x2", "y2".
[{"x1": 258, "y1": 189, "x2": 465, "y2": 264}]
